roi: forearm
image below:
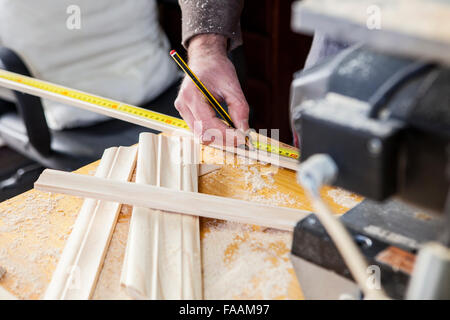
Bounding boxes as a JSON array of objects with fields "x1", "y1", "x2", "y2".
[
  {"x1": 179, "y1": 0, "x2": 244, "y2": 51},
  {"x1": 188, "y1": 34, "x2": 227, "y2": 59}
]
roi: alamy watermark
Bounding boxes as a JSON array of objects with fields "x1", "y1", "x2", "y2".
[
  {"x1": 66, "y1": 5, "x2": 81, "y2": 30},
  {"x1": 366, "y1": 5, "x2": 382, "y2": 30},
  {"x1": 168, "y1": 121, "x2": 283, "y2": 171}
]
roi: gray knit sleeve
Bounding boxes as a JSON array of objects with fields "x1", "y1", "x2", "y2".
[{"x1": 179, "y1": 0, "x2": 244, "y2": 51}]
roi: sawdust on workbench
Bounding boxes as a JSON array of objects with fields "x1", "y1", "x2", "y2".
[
  {"x1": 0, "y1": 191, "x2": 79, "y2": 299},
  {"x1": 201, "y1": 163, "x2": 300, "y2": 208},
  {"x1": 326, "y1": 188, "x2": 361, "y2": 209},
  {"x1": 199, "y1": 163, "x2": 303, "y2": 299},
  {"x1": 198, "y1": 158, "x2": 361, "y2": 299},
  {"x1": 200, "y1": 149, "x2": 362, "y2": 214},
  {"x1": 201, "y1": 220, "x2": 300, "y2": 300},
  {"x1": 0, "y1": 144, "x2": 362, "y2": 300}
]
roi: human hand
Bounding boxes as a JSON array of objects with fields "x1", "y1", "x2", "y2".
[{"x1": 174, "y1": 34, "x2": 250, "y2": 146}]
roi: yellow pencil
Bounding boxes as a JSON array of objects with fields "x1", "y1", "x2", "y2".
[{"x1": 170, "y1": 50, "x2": 237, "y2": 129}]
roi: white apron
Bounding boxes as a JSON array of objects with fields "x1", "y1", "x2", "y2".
[{"x1": 0, "y1": 0, "x2": 179, "y2": 129}]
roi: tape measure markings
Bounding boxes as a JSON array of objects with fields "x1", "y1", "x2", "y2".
[{"x1": 0, "y1": 69, "x2": 299, "y2": 160}]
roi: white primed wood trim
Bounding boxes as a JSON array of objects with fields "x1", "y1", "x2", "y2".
[
  {"x1": 43, "y1": 146, "x2": 137, "y2": 299},
  {"x1": 120, "y1": 133, "x2": 202, "y2": 300},
  {"x1": 35, "y1": 169, "x2": 310, "y2": 232}
]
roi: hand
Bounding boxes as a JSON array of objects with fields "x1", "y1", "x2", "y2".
[{"x1": 174, "y1": 34, "x2": 250, "y2": 146}]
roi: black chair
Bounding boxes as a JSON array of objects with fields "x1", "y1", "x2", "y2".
[{"x1": 0, "y1": 47, "x2": 181, "y2": 171}]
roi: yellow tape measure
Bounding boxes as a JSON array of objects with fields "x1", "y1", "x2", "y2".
[
  {"x1": 0, "y1": 69, "x2": 299, "y2": 160},
  {"x1": 253, "y1": 140, "x2": 299, "y2": 160}
]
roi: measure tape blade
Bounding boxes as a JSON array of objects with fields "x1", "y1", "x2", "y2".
[
  {"x1": 0, "y1": 69, "x2": 299, "y2": 161},
  {"x1": 0, "y1": 69, "x2": 190, "y2": 133}
]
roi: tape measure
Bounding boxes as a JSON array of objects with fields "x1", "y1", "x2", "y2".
[
  {"x1": 253, "y1": 140, "x2": 299, "y2": 160},
  {"x1": 0, "y1": 69, "x2": 299, "y2": 160}
]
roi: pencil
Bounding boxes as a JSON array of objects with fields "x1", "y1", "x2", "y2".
[{"x1": 170, "y1": 50, "x2": 236, "y2": 129}]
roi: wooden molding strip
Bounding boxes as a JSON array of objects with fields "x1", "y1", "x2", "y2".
[
  {"x1": 44, "y1": 146, "x2": 137, "y2": 300},
  {"x1": 121, "y1": 133, "x2": 202, "y2": 299},
  {"x1": 43, "y1": 148, "x2": 117, "y2": 299},
  {"x1": 35, "y1": 170, "x2": 310, "y2": 231}
]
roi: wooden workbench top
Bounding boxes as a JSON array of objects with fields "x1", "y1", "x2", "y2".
[{"x1": 0, "y1": 145, "x2": 362, "y2": 300}]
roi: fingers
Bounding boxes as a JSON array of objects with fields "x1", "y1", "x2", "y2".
[
  {"x1": 223, "y1": 89, "x2": 250, "y2": 132},
  {"x1": 175, "y1": 79, "x2": 228, "y2": 145},
  {"x1": 174, "y1": 97, "x2": 195, "y2": 130},
  {"x1": 189, "y1": 92, "x2": 240, "y2": 146},
  {"x1": 173, "y1": 57, "x2": 250, "y2": 147},
  {"x1": 175, "y1": 88, "x2": 246, "y2": 146}
]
